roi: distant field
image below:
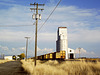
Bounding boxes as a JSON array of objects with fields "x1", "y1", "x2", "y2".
[
  {"x1": 21, "y1": 59, "x2": 100, "y2": 75},
  {"x1": 0, "y1": 60, "x2": 12, "y2": 64}
]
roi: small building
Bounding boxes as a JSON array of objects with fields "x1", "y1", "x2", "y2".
[
  {"x1": 68, "y1": 48, "x2": 75, "y2": 59},
  {"x1": 4, "y1": 56, "x2": 12, "y2": 60}
]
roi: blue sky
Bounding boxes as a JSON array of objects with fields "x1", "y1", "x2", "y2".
[{"x1": 0, "y1": 0, "x2": 100, "y2": 58}]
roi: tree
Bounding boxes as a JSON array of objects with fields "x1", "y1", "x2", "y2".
[{"x1": 20, "y1": 53, "x2": 25, "y2": 59}]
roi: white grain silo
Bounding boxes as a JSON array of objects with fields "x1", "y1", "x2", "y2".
[{"x1": 56, "y1": 27, "x2": 68, "y2": 59}]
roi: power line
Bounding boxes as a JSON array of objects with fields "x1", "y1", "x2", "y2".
[
  {"x1": 0, "y1": 25, "x2": 34, "y2": 27},
  {"x1": 38, "y1": 0, "x2": 62, "y2": 32}
]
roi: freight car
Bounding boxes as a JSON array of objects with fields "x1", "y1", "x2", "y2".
[{"x1": 37, "y1": 51, "x2": 66, "y2": 60}]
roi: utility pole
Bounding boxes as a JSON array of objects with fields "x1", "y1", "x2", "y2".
[
  {"x1": 2, "y1": 54, "x2": 4, "y2": 59},
  {"x1": 30, "y1": 3, "x2": 44, "y2": 66},
  {"x1": 25, "y1": 37, "x2": 30, "y2": 61},
  {"x1": 78, "y1": 47, "x2": 81, "y2": 58}
]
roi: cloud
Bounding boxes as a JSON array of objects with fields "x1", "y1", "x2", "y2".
[
  {"x1": 0, "y1": 4, "x2": 32, "y2": 26},
  {"x1": 68, "y1": 28, "x2": 100, "y2": 43},
  {"x1": 19, "y1": 47, "x2": 26, "y2": 51},
  {"x1": 42, "y1": 5, "x2": 98, "y2": 22},
  {"x1": 0, "y1": 29, "x2": 56, "y2": 43},
  {"x1": 75, "y1": 48, "x2": 97, "y2": 57},
  {"x1": 0, "y1": 0, "x2": 16, "y2": 6},
  {"x1": 37, "y1": 47, "x2": 54, "y2": 56},
  {"x1": 12, "y1": 48, "x2": 16, "y2": 51},
  {"x1": 0, "y1": 45, "x2": 9, "y2": 51},
  {"x1": 11, "y1": 47, "x2": 26, "y2": 51},
  {"x1": 10, "y1": 47, "x2": 26, "y2": 55},
  {"x1": 0, "y1": 30, "x2": 32, "y2": 42},
  {"x1": 38, "y1": 32, "x2": 56, "y2": 42},
  {"x1": 75, "y1": 48, "x2": 87, "y2": 54}
]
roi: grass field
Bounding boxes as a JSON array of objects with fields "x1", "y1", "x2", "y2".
[
  {"x1": 0, "y1": 60, "x2": 12, "y2": 64},
  {"x1": 21, "y1": 59, "x2": 100, "y2": 75}
]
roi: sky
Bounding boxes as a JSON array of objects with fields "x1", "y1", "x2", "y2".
[{"x1": 0, "y1": 0, "x2": 100, "y2": 58}]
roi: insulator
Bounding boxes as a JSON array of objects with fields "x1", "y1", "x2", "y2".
[
  {"x1": 39, "y1": 14, "x2": 41, "y2": 20},
  {"x1": 35, "y1": 14, "x2": 39, "y2": 19},
  {"x1": 32, "y1": 13, "x2": 35, "y2": 19}
]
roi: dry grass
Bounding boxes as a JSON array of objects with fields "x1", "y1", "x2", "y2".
[
  {"x1": 21, "y1": 59, "x2": 100, "y2": 75},
  {"x1": 0, "y1": 60, "x2": 13, "y2": 64}
]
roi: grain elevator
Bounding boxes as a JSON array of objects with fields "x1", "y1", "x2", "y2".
[{"x1": 56, "y1": 27, "x2": 75, "y2": 59}]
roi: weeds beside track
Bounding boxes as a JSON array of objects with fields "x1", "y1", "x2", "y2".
[{"x1": 21, "y1": 59, "x2": 100, "y2": 75}]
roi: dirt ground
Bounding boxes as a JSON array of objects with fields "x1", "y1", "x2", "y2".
[{"x1": 0, "y1": 61, "x2": 29, "y2": 75}]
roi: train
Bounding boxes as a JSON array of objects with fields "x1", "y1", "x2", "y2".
[{"x1": 36, "y1": 51, "x2": 66, "y2": 60}]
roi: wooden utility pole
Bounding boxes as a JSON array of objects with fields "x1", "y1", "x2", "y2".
[
  {"x1": 30, "y1": 3, "x2": 44, "y2": 66},
  {"x1": 25, "y1": 37, "x2": 30, "y2": 61}
]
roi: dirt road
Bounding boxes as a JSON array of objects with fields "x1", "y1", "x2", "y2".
[{"x1": 0, "y1": 61, "x2": 29, "y2": 75}]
